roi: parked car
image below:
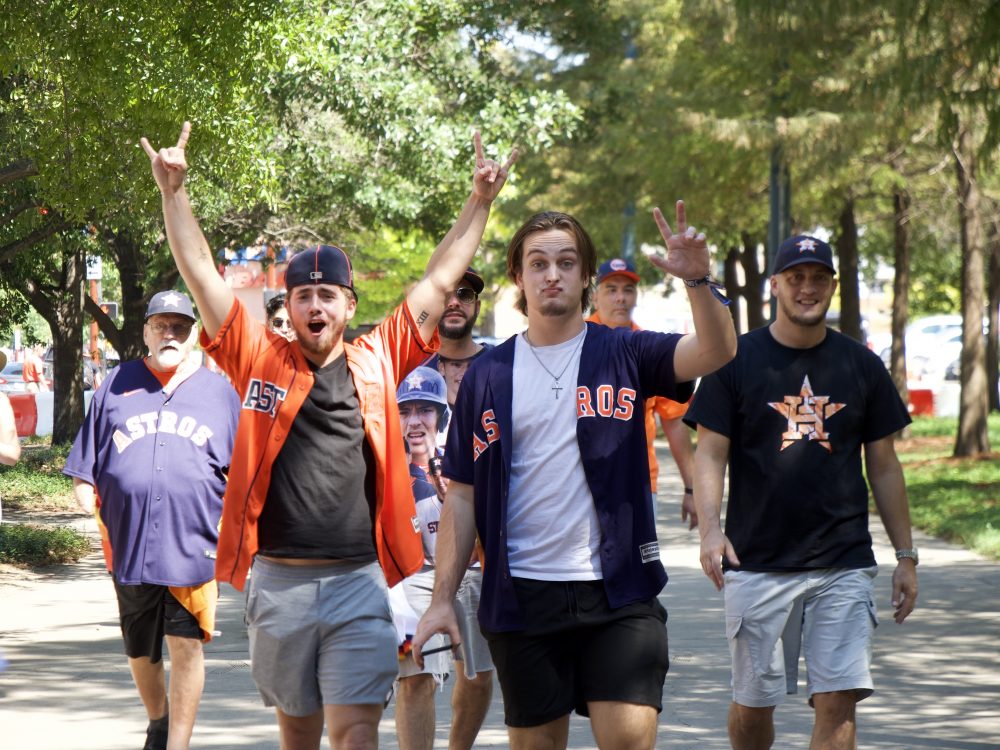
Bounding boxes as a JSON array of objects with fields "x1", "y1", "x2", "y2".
[
  {"x1": 0, "y1": 362, "x2": 27, "y2": 393},
  {"x1": 877, "y1": 314, "x2": 963, "y2": 368}
]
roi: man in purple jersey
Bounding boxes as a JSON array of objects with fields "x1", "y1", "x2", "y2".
[
  {"x1": 64, "y1": 291, "x2": 240, "y2": 750},
  {"x1": 413, "y1": 203, "x2": 737, "y2": 749}
]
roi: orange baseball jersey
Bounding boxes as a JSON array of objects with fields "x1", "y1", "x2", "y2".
[
  {"x1": 587, "y1": 312, "x2": 690, "y2": 492},
  {"x1": 202, "y1": 298, "x2": 436, "y2": 590}
]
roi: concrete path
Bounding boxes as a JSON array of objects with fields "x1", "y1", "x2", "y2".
[{"x1": 1, "y1": 443, "x2": 998, "y2": 748}]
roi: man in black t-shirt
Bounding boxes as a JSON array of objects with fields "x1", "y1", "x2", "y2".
[{"x1": 685, "y1": 235, "x2": 919, "y2": 750}]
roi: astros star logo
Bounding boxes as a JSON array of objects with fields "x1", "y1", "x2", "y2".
[
  {"x1": 768, "y1": 375, "x2": 845, "y2": 452},
  {"x1": 796, "y1": 238, "x2": 819, "y2": 253},
  {"x1": 405, "y1": 372, "x2": 426, "y2": 390},
  {"x1": 160, "y1": 292, "x2": 183, "y2": 307}
]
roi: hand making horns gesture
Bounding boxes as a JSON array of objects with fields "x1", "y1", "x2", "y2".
[
  {"x1": 471, "y1": 130, "x2": 519, "y2": 203},
  {"x1": 648, "y1": 200, "x2": 712, "y2": 282},
  {"x1": 140, "y1": 121, "x2": 191, "y2": 196}
]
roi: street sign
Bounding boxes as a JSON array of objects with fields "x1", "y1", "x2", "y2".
[{"x1": 85, "y1": 256, "x2": 102, "y2": 280}]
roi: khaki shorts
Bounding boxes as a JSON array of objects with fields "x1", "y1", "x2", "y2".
[
  {"x1": 724, "y1": 567, "x2": 878, "y2": 707},
  {"x1": 246, "y1": 558, "x2": 397, "y2": 716}
]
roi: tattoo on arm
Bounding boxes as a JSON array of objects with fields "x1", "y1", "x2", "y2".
[{"x1": 416, "y1": 310, "x2": 429, "y2": 326}]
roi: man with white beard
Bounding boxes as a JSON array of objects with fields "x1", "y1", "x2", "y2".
[{"x1": 64, "y1": 290, "x2": 240, "y2": 750}]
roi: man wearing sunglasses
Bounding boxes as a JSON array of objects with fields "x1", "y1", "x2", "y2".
[
  {"x1": 64, "y1": 290, "x2": 240, "y2": 750},
  {"x1": 265, "y1": 293, "x2": 295, "y2": 342}
]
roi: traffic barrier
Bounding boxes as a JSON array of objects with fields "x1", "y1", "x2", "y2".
[
  {"x1": 9, "y1": 391, "x2": 95, "y2": 437},
  {"x1": 908, "y1": 388, "x2": 934, "y2": 416}
]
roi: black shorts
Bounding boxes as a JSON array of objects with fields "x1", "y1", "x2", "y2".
[
  {"x1": 484, "y1": 578, "x2": 669, "y2": 727},
  {"x1": 113, "y1": 579, "x2": 203, "y2": 663}
]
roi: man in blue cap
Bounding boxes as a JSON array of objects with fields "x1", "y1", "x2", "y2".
[
  {"x1": 685, "y1": 234, "x2": 919, "y2": 750},
  {"x1": 142, "y1": 122, "x2": 516, "y2": 750}
]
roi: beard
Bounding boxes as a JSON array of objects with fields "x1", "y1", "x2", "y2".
[
  {"x1": 294, "y1": 316, "x2": 348, "y2": 358},
  {"x1": 440, "y1": 314, "x2": 475, "y2": 340},
  {"x1": 536, "y1": 296, "x2": 573, "y2": 318}
]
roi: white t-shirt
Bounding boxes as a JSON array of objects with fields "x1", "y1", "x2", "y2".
[{"x1": 508, "y1": 328, "x2": 602, "y2": 580}]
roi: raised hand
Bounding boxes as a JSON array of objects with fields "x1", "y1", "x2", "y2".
[
  {"x1": 648, "y1": 200, "x2": 711, "y2": 282},
  {"x1": 471, "y1": 131, "x2": 518, "y2": 203},
  {"x1": 140, "y1": 121, "x2": 191, "y2": 196}
]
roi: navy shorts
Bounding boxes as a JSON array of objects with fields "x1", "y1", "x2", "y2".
[
  {"x1": 484, "y1": 578, "x2": 669, "y2": 727},
  {"x1": 113, "y1": 579, "x2": 203, "y2": 663}
]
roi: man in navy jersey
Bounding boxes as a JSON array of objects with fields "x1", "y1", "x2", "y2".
[
  {"x1": 65, "y1": 290, "x2": 240, "y2": 750},
  {"x1": 413, "y1": 202, "x2": 737, "y2": 749},
  {"x1": 685, "y1": 235, "x2": 918, "y2": 750}
]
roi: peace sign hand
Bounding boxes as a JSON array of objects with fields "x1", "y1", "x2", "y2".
[
  {"x1": 471, "y1": 131, "x2": 518, "y2": 203},
  {"x1": 648, "y1": 201, "x2": 711, "y2": 281},
  {"x1": 140, "y1": 121, "x2": 191, "y2": 196}
]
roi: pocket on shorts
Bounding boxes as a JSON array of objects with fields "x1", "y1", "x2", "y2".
[{"x1": 865, "y1": 595, "x2": 879, "y2": 629}]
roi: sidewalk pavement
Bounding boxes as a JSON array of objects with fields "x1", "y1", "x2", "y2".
[{"x1": 2, "y1": 443, "x2": 999, "y2": 749}]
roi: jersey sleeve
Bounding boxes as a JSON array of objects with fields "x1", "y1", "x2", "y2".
[
  {"x1": 441, "y1": 361, "x2": 477, "y2": 485},
  {"x1": 652, "y1": 394, "x2": 689, "y2": 422},
  {"x1": 63, "y1": 366, "x2": 117, "y2": 484},
  {"x1": 199, "y1": 299, "x2": 270, "y2": 390},
  {"x1": 353, "y1": 301, "x2": 440, "y2": 387},
  {"x1": 630, "y1": 329, "x2": 695, "y2": 403}
]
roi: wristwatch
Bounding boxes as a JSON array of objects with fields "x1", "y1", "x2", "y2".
[{"x1": 894, "y1": 548, "x2": 919, "y2": 565}]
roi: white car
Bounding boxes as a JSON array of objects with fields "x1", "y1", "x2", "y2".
[
  {"x1": 878, "y1": 314, "x2": 963, "y2": 369},
  {"x1": 0, "y1": 362, "x2": 27, "y2": 393}
]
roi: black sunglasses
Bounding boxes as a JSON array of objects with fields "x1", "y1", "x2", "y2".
[{"x1": 452, "y1": 287, "x2": 478, "y2": 304}]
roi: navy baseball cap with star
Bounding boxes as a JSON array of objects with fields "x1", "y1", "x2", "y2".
[
  {"x1": 145, "y1": 290, "x2": 196, "y2": 321},
  {"x1": 285, "y1": 244, "x2": 355, "y2": 294},
  {"x1": 596, "y1": 257, "x2": 640, "y2": 285},
  {"x1": 772, "y1": 235, "x2": 836, "y2": 275}
]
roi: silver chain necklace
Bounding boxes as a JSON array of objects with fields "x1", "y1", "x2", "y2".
[{"x1": 522, "y1": 329, "x2": 585, "y2": 399}]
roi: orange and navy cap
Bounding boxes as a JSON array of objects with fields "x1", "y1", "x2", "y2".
[
  {"x1": 596, "y1": 257, "x2": 640, "y2": 285},
  {"x1": 285, "y1": 244, "x2": 355, "y2": 293}
]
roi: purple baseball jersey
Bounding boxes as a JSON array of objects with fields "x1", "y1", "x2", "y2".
[{"x1": 64, "y1": 360, "x2": 240, "y2": 587}]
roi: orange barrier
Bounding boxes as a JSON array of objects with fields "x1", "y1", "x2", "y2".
[
  {"x1": 908, "y1": 388, "x2": 934, "y2": 416},
  {"x1": 8, "y1": 393, "x2": 38, "y2": 437}
]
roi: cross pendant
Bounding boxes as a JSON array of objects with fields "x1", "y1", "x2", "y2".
[{"x1": 552, "y1": 380, "x2": 563, "y2": 399}]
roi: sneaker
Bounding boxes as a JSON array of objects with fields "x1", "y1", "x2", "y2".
[{"x1": 142, "y1": 715, "x2": 168, "y2": 750}]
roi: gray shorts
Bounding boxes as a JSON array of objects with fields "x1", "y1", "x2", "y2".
[
  {"x1": 246, "y1": 557, "x2": 397, "y2": 715},
  {"x1": 724, "y1": 567, "x2": 878, "y2": 707},
  {"x1": 398, "y1": 569, "x2": 451, "y2": 681},
  {"x1": 454, "y1": 568, "x2": 494, "y2": 678}
]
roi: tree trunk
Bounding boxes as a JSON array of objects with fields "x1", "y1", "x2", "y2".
[
  {"x1": 890, "y1": 185, "x2": 911, "y2": 411},
  {"x1": 23, "y1": 247, "x2": 87, "y2": 445},
  {"x1": 739, "y1": 231, "x2": 767, "y2": 331},
  {"x1": 953, "y1": 123, "x2": 990, "y2": 456},
  {"x1": 835, "y1": 199, "x2": 863, "y2": 343},
  {"x1": 987, "y1": 212, "x2": 1000, "y2": 412}
]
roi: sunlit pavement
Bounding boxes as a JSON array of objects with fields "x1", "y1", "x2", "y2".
[{"x1": 1, "y1": 442, "x2": 998, "y2": 749}]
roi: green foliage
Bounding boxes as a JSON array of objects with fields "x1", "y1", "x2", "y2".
[
  {"x1": 0, "y1": 444, "x2": 76, "y2": 513},
  {"x1": 896, "y1": 415, "x2": 1000, "y2": 560},
  {"x1": 0, "y1": 523, "x2": 92, "y2": 567}
]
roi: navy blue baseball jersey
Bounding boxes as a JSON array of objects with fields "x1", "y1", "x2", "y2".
[
  {"x1": 64, "y1": 360, "x2": 240, "y2": 587},
  {"x1": 442, "y1": 322, "x2": 693, "y2": 632}
]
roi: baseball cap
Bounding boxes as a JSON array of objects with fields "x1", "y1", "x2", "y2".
[
  {"x1": 772, "y1": 235, "x2": 836, "y2": 275},
  {"x1": 461, "y1": 267, "x2": 485, "y2": 295},
  {"x1": 285, "y1": 244, "x2": 355, "y2": 293},
  {"x1": 396, "y1": 366, "x2": 449, "y2": 408},
  {"x1": 145, "y1": 290, "x2": 196, "y2": 321},
  {"x1": 596, "y1": 258, "x2": 640, "y2": 285}
]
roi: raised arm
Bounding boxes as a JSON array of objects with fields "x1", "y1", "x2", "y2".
[
  {"x1": 406, "y1": 132, "x2": 517, "y2": 343},
  {"x1": 865, "y1": 436, "x2": 918, "y2": 624},
  {"x1": 647, "y1": 201, "x2": 737, "y2": 382},
  {"x1": 411, "y1": 479, "x2": 478, "y2": 667},
  {"x1": 141, "y1": 122, "x2": 233, "y2": 338}
]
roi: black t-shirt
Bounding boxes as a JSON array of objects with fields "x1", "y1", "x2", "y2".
[
  {"x1": 685, "y1": 326, "x2": 911, "y2": 571},
  {"x1": 258, "y1": 353, "x2": 377, "y2": 560}
]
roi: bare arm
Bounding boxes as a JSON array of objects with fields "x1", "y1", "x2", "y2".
[
  {"x1": 406, "y1": 132, "x2": 517, "y2": 343},
  {"x1": 141, "y1": 122, "x2": 233, "y2": 338},
  {"x1": 660, "y1": 415, "x2": 696, "y2": 528},
  {"x1": 0, "y1": 394, "x2": 21, "y2": 466},
  {"x1": 647, "y1": 202, "x2": 737, "y2": 382},
  {"x1": 694, "y1": 425, "x2": 739, "y2": 589},
  {"x1": 72, "y1": 477, "x2": 96, "y2": 515},
  {"x1": 412, "y1": 479, "x2": 478, "y2": 667},
  {"x1": 865, "y1": 436, "x2": 918, "y2": 623}
]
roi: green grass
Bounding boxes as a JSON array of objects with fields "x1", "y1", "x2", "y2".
[
  {"x1": 0, "y1": 523, "x2": 92, "y2": 566},
  {"x1": 0, "y1": 443, "x2": 76, "y2": 513},
  {"x1": 898, "y1": 415, "x2": 1000, "y2": 560}
]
